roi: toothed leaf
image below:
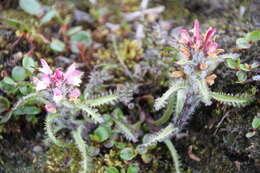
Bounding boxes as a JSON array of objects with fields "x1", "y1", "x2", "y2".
[
  {"x1": 76, "y1": 103, "x2": 104, "y2": 123},
  {"x1": 139, "y1": 123, "x2": 176, "y2": 149},
  {"x1": 155, "y1": 83, "x2": 185, "y2": 110},
  {"x1": 85, "y1": 94, "x2": 118, "y2": 107},
  {"x1": 45, "y1": 113, "x2": 67, "y2": 147},
  {"x1": 114, "y1": 117, "x2": 138, "y2": 143},
  {"x1": 210, "y1": 92, "x2": 253, "y2": 107},
  {"x1": 72, "y1": 125, "x2": 92, "y2": 173}
]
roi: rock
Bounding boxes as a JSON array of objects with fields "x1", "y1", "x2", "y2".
[{"x1": 33, "y1": 145, "x2": 43, "y2": 153}]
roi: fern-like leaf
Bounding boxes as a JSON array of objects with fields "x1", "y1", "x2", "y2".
[
  {"x1": 45, "y1": 113, "x2": 67, "y2": 147},
  {"x1": 114, "y1": 117, "x2": 138, "y2": 142},
  {"x1": 72, "y1": 125, "x2": 92, "y2": 173},
  {"x1": 76, "y1": 103, "x2": 104, "y2": 123},
  {"x1": 85, "y1": 93, "x2": 118, "y2": 107},
  {"x1": 210, "y1": 92, "x2": 253, "y2": 107},
  {"x1": 140, "y1": 123, "x2": 176, "y2": 148},
  {"x1": 155, "y1": 83, "x2": 185, "y2": 110}
]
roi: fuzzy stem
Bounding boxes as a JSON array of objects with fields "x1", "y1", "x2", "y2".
[
  {"x1": 0, "y1": 92, "x2": 40, "y2": 124},
  {"x1": 164, "y1": 139, "x2": 181, "y2": 173}
]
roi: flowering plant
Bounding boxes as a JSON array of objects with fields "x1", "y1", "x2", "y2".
[
  {"x1": 2, "y1": 59, "x2": 128, "y2": 173},
  {"x1": 33, "y1": 59, "x2": 83, "y2": 112},
  {"x1": 138, "y1": 21, "x2": 254, "y2": 172}
]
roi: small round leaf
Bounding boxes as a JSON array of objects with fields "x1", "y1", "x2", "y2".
[
  {"x1": 127, "y1": 166, "x2": 139, "y2": 173},
  {"x1": 105, "y1": 167, "x2": 119, "y2": 173},
  {"x1": 120, "y1": 147, "x2": 136, "y2": 161},
  {"x1": 50, "y1": 39, "x2": 65, "y2": 52},
  {"x1": 12, "y1": 66, "x2": 27, "y2": 82}
]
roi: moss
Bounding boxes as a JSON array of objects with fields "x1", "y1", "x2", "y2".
[{"x1": 45, "y1": 144, "x2": 82, "y2": 173}]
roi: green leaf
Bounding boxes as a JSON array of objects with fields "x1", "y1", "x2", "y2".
[
  {"x1": 236, "y1": 37, "x2": 251, "y2": 49},
  {"x1": 22, "y1": 55, "x2": 35, "y2": 73},
  {"x1": 0, "y1": 96, "x2": 10, "y2": 113},
  {"x1": 127, "y1": 166, "x2": 139, "y2": 173},
  {"x1": 252, "y1": 117, "x2": 260, "y2": 129},
  {"x1": 4, "y1": 18, "x2": 30, "y2": 31},
  {"x1": 120, "y1": 147, "x2": 136, "y2": 161},
  {"x1": 50, "y1": 39, "x2": 65, "y2": 52},
  {"x1": 236, "y1": 71, "x2": 247, "y2": 82},
  {"x1": 40, "y1": 10, "x2": 57, "y2": 24},
  {"x1": 90, "y1": 125, "x2": 111, "y2": 142},
  {"x1": 209, "y1": 92, "x2": 253, "y2": 107},
  {"x1": 105, "y1": 167, "x2": 119, "y2": 173},
  {"x1": 226, "y1": 59, "x2": 240, "y2": 69},
  {"x1": 66, "y1": 26, "x2": 82, "y2": 36},
  {"x1": 239, "y1": 64, "x2": 251, "y2": 71},
  {"x1": 2, "y1": 77, "x2": 17, "y2": 86},
  {"x1": 19, "y1": 0, "x2": 43, "y2": 16},
  {"x1": 70, "y1": 31, "x2": 92, "y2": 53},
  {"x1": 13, "y1": 106, "x2": 41, "y2": 115},
  {"x1": 12, "y1": 66, "x2": 27, "y2": 82},
  {"x1": 246, "y1": 30, "x2": 260, "y2": 42}
]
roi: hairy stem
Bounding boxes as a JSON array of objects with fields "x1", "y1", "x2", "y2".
[{"x1": 164, "y1": 139, "x2": 181, "y2": 173}]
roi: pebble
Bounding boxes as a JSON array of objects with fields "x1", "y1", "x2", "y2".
[{"x1": 33, "y1": 145, "x2": 43, "y2": 153}]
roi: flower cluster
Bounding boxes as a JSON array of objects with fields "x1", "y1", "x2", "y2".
[
  {"x1": 33, "y1": 59, "x2": 83, "y2": 112},
  {"x1": 179, "y1": 19, "x2": 224, "y2": 59},
  {"x1": 169, "y1": 20, "x2": 226, "y2": 86}
]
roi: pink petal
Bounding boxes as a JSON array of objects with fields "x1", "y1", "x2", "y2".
[
  {"x1": 33, "y1": 77, "x2": 50, "y2": 91},
  {"x1": 180, "y1": 29, "x2": 192, "y2": 44},
  {"x1": 68, "y1": 88, "x2": 81, "y2": 101},
  {"x1": 39, "y1": 59, "x2": 52, "y2": 75},
  {"x1": 207, "y1": 42, "x2": 218, "y2": 55},
  {"x1": 54, "y1": 68, "x2": 64, "y2": 80},
  {"x1": 52, "y1": 68, "x2": 64, "y2": 87},
  {"x1": 204, "y1": 28, "x2": 216, "y2": 46},
  {"x1": 53, "y1": 88, "x2": 63, "y2": 103},
  {"x1": 64, "y1": 63, "x2": 76, "y2": 79},
  {"x1": 64, "y1": 63, "x2": 83, "y2": 86},
  {"x1": 45, "y1": 104, "x2": 57, "y2": 113},
  {"x1": 193, "y1": 19, "x2": 202, "y2": 48},
  {"x1": 193, "y1": 20, "x2": 201, "y2": 40}
]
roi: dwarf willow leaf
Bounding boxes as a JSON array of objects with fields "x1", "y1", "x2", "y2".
[
  {"x1": 12, "y1": 66, "x2": 27, "y2": 82},
  {"x1": 19, "y1": 0, "x2": 43, "y2": 16},
  {"x1": 50, "y1": 39, "x2": 65, "y2": 52},
  {"x1": 120, "y1": 147, "x2": 136, "y2": 161}
]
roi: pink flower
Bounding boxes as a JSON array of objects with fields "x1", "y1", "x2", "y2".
[
  {"x1": 193, "y1": 19, "x2": 202, "y2": 48},
  {"x1": 33, "y1": 74, "x2": 51, "y2": 91},
  {"x1": 54, "y1": 68, "x2": 64, "y2": 79},
  {"x1": 53, "y1": 88, "x2": 63, "y2": 103},
  {"x1": 45, "y1": 104, "x2": 57, "y2": 113},
  {"x1": 68, "y1": 88, "x2": 81, "y2": 101},
  {"x1": 39, "y1": 59, "x2": 52, "y2": 75},
  {"x1": 64, "y1": 63, "x2": 83, "y2": 86},
  {"x1": 206, "y1": 42, "x2": 218, "y2": 55},
  {"x1": 180, "y1": 29, "x2": 192, "y2": 45},
  {"x1": 204, "y1": 28, "x2": 216, "y2": 46},
  {"x1": 52, "y1": 68, "x2": 64, "y2": 86}
]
